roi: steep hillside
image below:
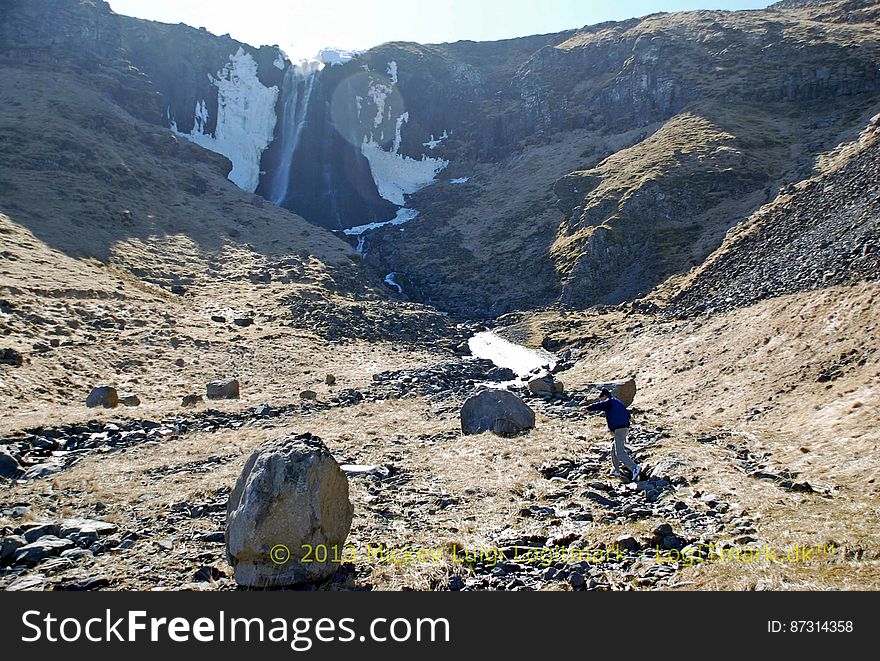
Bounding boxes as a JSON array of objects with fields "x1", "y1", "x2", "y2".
[
  {"x1": 348, "y1": 0, "x2": 880, "y2": 315},
  {"x1": 0, "y1": 3, "x2": 459, "y2": 417},
  {"x1": 667, "y1": 112, "x2": 880, "y2": 314}
]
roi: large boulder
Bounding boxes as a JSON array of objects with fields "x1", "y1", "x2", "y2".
[
  {"x1": 207, "y1": 379, "x2": 240, "y2": 400},
  {"x1": 585, "y1": 379, "x2": 637, "y2": 406},
  {"x1": 225, "y1": 434, "x2": 354, "y2": 588},
  {"x1": 461, "y1": 389, "x2": 536, "y2": 437},
  {"x1": 86, "y1": 386, "x2": 118, "y2": 409}
]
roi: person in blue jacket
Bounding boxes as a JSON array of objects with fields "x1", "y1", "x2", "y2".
[{"x1": 582, "y1": 389, "x2": 641, "y2": 481}]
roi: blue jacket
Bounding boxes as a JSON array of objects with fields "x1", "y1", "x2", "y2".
[{"x1": 586, "y1": 396, "x2": 631, "y2": 431}]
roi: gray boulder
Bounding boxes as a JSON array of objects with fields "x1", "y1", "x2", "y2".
[
  {"x1": 584, "y1": 379, "x2": 637, "y2": 406},
  {"x1": 86, "y1": 386, "x2": 118, "y2": 409},
  {"x1": 461, "y1": 390, "x2": 536, "y2": 436},
  {"x1": 226, "y1": 434, "x2": 354, "y2": 588},
  {"x1": 207, "y1": 379, "x2": 240, "y2": 400}
]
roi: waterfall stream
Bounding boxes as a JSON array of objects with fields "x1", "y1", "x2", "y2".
[{"x1": 266, "y1": 64, "x2": 320, "y2": 206}]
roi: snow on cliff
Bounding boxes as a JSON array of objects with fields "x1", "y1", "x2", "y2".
[
  {"x1": 359, "y1": 62, "x2": 448, "y2": 206},
  {"x1": 170, "y1": 47, "x2": 279, "y2": 193}
]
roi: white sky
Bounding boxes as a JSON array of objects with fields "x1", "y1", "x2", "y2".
[{"x1": 108, "y1": 0, "x2": 774, "y2": 61}]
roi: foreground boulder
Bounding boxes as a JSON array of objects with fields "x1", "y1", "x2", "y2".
[
  {"x1": 585, "y1": 379, "x2": 637, "y2": 406},
  {"x1": 207, "y1": 379, "x2": 240, "y2": 400},
  {"x1": 226, "y1": 434, "x2": 354, "y2": 588},
  {"x1": 461, "y1": 389, "x2": 536, "y2": 436},
  {"x1": 86, "y1": 386, "x2": 118, "y2": 409}
]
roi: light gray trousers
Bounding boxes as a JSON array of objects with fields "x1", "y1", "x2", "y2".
[{"x1": 611, "y1": 427, "x2": 637, "y2": 474}]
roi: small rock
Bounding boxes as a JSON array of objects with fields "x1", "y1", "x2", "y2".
[
  {"x1": 0, "y1": 535, "x2": 26, "y2": 565},
  {"x1": 23, "y1": 463, "x2": 63, "y2": 480},
  {"x1": 175, "y1": 358, "x2": 185, "y2": 367},
  {"x1": 60, "y1": 548, "x2": 93, "y2": 561},
  {"x1": 233, "y1": 318, "x2": 254, "y2": 328},
  {"x1": 253, "y1": 404, "x2": 274, "y2": 417},
  {"x1": 615, "y1": 536, "x2": 640, "y2": 552},
  {"x1": 119, "y1": 393, "x2": 141, "y2": 407},
  {"x1": 24, "y1": 524, "x2": 60, "y2": 543},
  {"x1": 569, "y1": 571, "x2": 586, "y2": 589},
  {"x1": 487, "y1": 367, "x2": 517, "y2": 382},
  {"x1": 653, "y1": 523, "x2": 674, "y2": 538},
  {"x1": 447, "y1": 575, "x2": 466, "y2": 591},
  {"x1": 0, "y1": 448, "x2": 23, "y2": 479},
  {"x1": 13, "y1": 535, "x2": 75, "y2": 564},
  {"x1": 59, "y1": 576, "x2": 111, "y2": 591},
  {"x1": 193, "y1": 566, "x2": 224, "y2": 582},
  {"x1": 211, "y1": 315, "x2": 227, "y2": 323},
  {"x1": 200, "y1": 532, "x2": 226, "y2": 544},
  {"x1": 5, "y1": 575, "x2": 48, "y2": 591},
  {"x1": 325, "y1": 374, "x2": 336, "y2": 386},
  {"x1": 86, "y1": 386, "x2": 119, "y2": 409},
  {"x1": 207, "y1": 379, "x2": 240, "y2": 401},
  {"x1": 170, "y1": 285, "x2": 187, "y2": 296},
  {"x1": 300, "y1": 390, "x2": 318, "y2": 401},
  {"x1": 0, "y1": 348, "x2": 23, "y2": 367},
  {"x1": 182, "y1": 394, "x2": 203, "y2": 407}
]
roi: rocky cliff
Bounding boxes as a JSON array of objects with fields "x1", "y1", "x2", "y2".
[{"x1": 2, "y1": 0, "x2": 879, "y2": 317}]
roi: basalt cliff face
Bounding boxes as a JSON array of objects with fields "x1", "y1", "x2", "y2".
[{"x1": 2, "y1": 0, "x2": 879, "y2": 317}]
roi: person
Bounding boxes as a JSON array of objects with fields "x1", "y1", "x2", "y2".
[{"x1": 582, "y1": 389, "x2": 641, "y2": 481}]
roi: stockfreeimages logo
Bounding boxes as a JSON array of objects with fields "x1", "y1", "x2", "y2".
[{"x1": 20, "y1": 610, "x2": 451, "y2": 651}]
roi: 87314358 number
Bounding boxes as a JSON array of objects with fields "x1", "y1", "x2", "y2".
[{"x1": 769, "y1": 621, "x2": 853, "y2": 633}]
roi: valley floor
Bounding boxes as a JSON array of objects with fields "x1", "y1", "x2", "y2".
[{"x1": 2, "y1": 273, "x2": 877, "y2": 591}]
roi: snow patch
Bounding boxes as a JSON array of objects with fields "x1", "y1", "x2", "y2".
[
  {"x1": 361, "y1": 137, "x2": 448, "y2": 206},
  {"x1": 318, "y1": 47, "x2": 361, "y2": 66},
  {"x1": 468, "y1": 331, "x2": 557, "y2": 378},
  {"x1": 170, "y1": 47, "x2": 279, "y2": 193},
  {"x1": 450, "y1": 177, "x2": 470, "y2": 184},
  {"x1": 387, "y1": 61, "x2": 398, "y2": 85},
  {"x1": 343, "y1": 208, "x2": 420, "y2": 236},
  {"x1": 423, "y1": 130, "x2": 449, "y2": 150}
]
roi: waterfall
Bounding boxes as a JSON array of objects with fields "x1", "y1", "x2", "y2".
[{"x1": 267, "y1": 62, "x2": 321, "y2": 206}]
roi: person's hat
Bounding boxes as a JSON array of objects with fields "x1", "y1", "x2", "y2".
[{"x1": 600, "y1": 388, "x2": 612, "y2": 397}]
